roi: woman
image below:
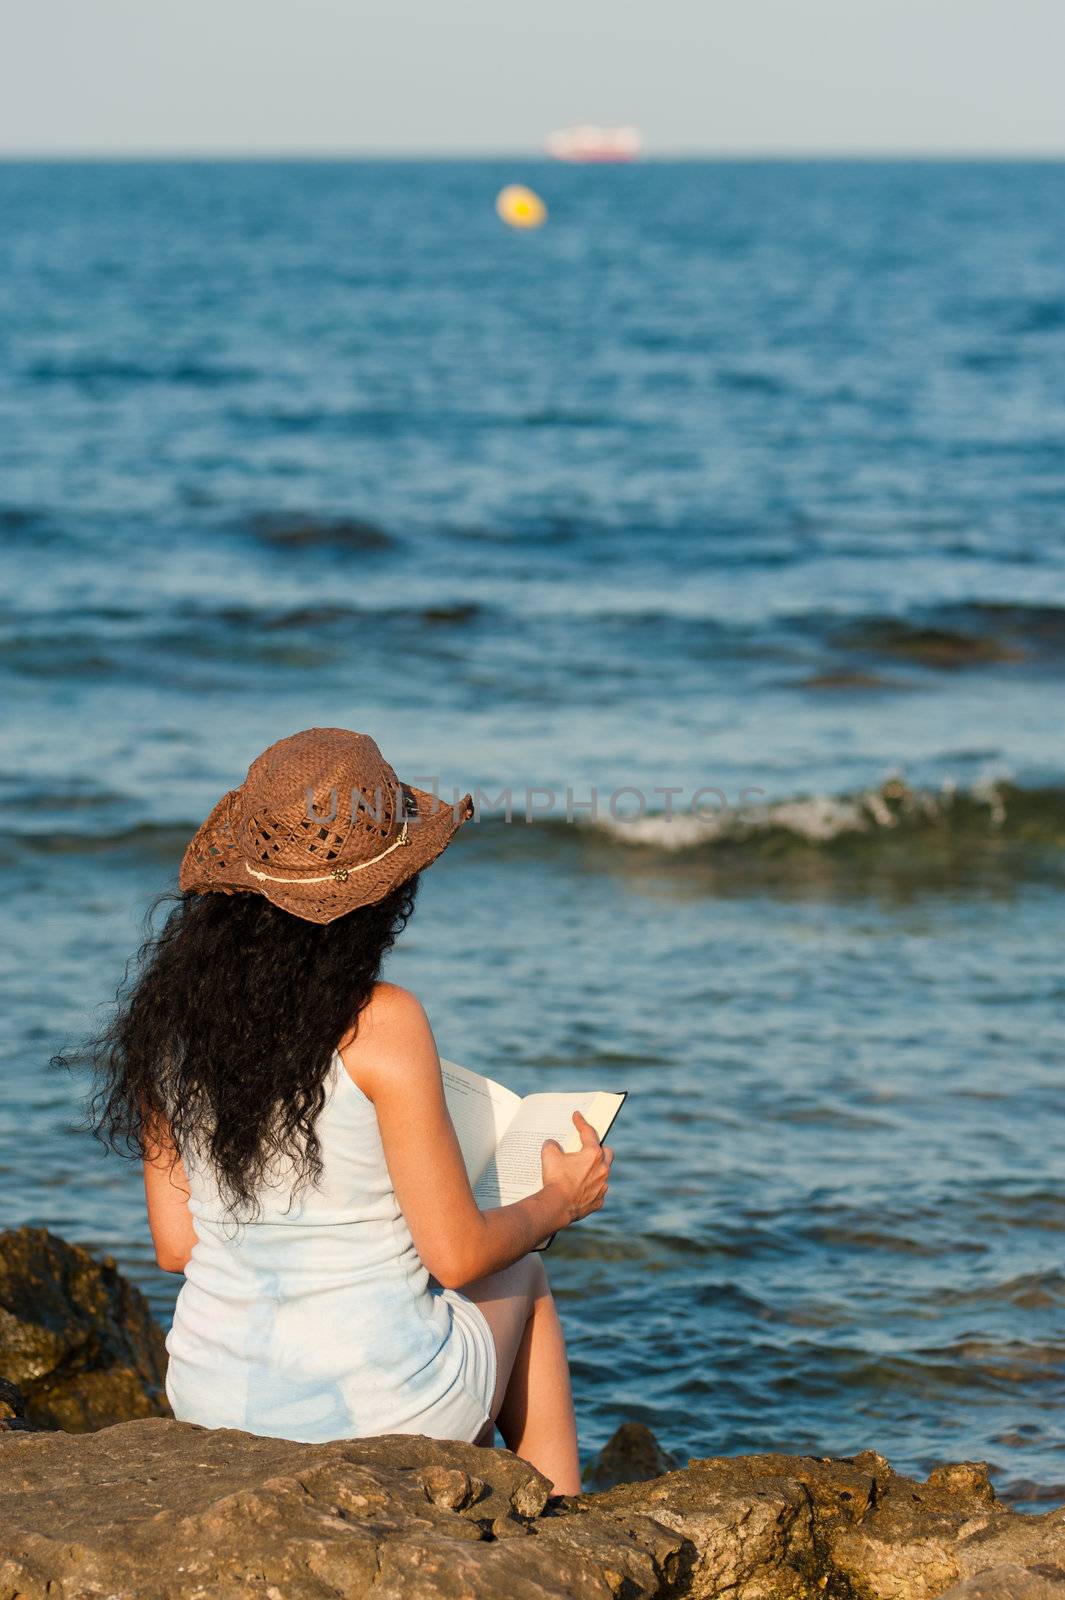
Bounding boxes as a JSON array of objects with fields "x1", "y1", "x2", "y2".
[{"x1": 86, "y1": 727, "x2": 612, "y2": 1495}]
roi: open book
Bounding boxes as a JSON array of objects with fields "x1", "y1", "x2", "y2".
[{"x1": 441, "y1": 1059, "x2": 625, "y2": 1247}]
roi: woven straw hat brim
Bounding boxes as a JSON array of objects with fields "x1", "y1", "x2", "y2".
[{"x1": 179, "y1": 783, "x2": 473, "y2": 925}]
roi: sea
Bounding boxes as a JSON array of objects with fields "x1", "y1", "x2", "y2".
[{"x1": 1, "y1": 158, "x2": 1064, "y2": 1502}]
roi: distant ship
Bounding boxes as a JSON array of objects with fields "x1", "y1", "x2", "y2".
[{"x1": 545, "y1": 125, "x2": 642, "y2": 163}]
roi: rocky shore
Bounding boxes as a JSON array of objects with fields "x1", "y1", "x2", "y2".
[{"x1": 2, "y1": 1227, "x2": 1063, "y2": 1599}]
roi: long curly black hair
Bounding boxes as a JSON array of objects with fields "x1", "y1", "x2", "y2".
[{"x1": 69, "y1": 877, "x2": 419, "y2": 1215}]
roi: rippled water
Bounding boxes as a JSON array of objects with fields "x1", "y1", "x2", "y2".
[{"x1": 1, "y1": 159, "x2": 1064, "y2": 1503}]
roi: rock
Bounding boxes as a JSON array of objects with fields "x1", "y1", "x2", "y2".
[
  {"x1": 583, "y1": 1421, "x2": 679, "y2": 1489},
  {"x1": 0, "y1": 1377, "x2": 25, "y2": 1419},
  {"x1": 511, "y1": 1471, "x2": 553, "y2": 1520},
  {"x1": 1, "y1": 1234, "x2": 1063, "y2": 1596},
  {"x1": 421, "y1": 1464, "x2": 487, "y2": 1511},
  {"x1": 2, "y1": 1420, "x2": 1064, "y2": 1600},
  {"x1": 0, "y1": 1228, "x2": 170, "y2": 1431},
  {"x1": 823, "y1": 1453, "x2": 1065, "y2": 1599},
  {"x1": 940, "y1": 1565, "x2": 1065, "y2": 1599},
  {"x1": 0, "y1": 1376, "x2": 35, "y2": 1432},
  {"x1": 589, "y1": 1448, "x2": 1065, "y2": 1599},
  {"x1": 0, "y1": 1418, "x2": 686, "y2": 1599}
]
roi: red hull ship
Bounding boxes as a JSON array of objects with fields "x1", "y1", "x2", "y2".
[{"x1": 545, "y1": 125, "x2": 642, "y2": 163}]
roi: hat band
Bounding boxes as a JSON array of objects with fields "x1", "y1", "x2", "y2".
[{"x1": 244, "y1": 821, "x2": 409, "y2": 887}]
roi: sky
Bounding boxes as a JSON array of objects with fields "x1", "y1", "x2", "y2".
[{"x1": 1, "y1": 0, "x2": 1063, "y2": 158}]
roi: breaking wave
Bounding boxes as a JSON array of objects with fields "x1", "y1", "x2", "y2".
[
  {"x1": 4, "y1": 778, "x2": 1063, "y2": 895},
  {"x1": 473, "y1": 777, "x2": 1065, "y2": 894}
]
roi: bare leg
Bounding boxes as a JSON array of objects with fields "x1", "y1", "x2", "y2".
[{"x1": 461, "y1": 1255, "x2": 581, "y2": 1495}]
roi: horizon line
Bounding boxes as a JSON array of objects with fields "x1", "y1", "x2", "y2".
[{"x1": 2, "y1": 147, "x2": 1065, "y2": 164}]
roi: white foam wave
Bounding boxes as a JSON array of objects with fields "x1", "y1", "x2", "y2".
[{"x1": 582, "y1": 777, "x2": 1012, "y2": 852}]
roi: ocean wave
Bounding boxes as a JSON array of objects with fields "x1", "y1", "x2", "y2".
[
  {"x1": 0, "y1": 819, "x2": 189, "y2": 868},
  {"x1": 192, "y1": 598, "x2": 484, "y2": 632},
  {"x1": 5, "y1": 582, "x2": 1065, "y2": 684},
  {"x1": 833, "y1": 610, "x2": 1062, "y2": 669},
  {"x1": 1012, "y1": 297, "x2": 1065, "y2": 335},
  {"x1": 0, "y1": 506, "x2": 71, "y2": 548},
  {"x1": 242, "y1": 512, "x2": 397, "y2": 552},
  {"x1": 3, "y1": 779, "x2": 1063, "y2": 893},
  {"x1": 470, "y1": 778, "x2": 1065, "y2": 894},
  {"x1": 835, "y1": 618, "x2": 1024, "y2": 669},
  {"x1": 25, "y1": 356, "x2": 255, "y2": 387},
  {"x1": 576, "y1": 778, "x2": 1027, "y2": 850},
  {"x1": 0, "y1": 597, "x2": 488, "y2": 679}
]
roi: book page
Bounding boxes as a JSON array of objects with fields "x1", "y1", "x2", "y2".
[
  {"x1": 472, "y1": 1090, "x2": 625, "y2": 1209},
  {"x1": 440, "y1": 1058, "x2": 522, "y2": 1187}
]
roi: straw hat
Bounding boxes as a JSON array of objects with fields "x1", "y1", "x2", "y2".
[{"x1": 179, "y1": 728, "x2": 473, "y2": 925}]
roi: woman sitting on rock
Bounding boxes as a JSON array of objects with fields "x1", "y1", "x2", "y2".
[{"x1": 85, "y1": 728, "x2": 612, "y2": 1496}]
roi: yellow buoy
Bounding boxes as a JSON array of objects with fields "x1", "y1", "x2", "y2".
[{"x1": 495, "y1": 184, "x2": 547, "y2": 229}]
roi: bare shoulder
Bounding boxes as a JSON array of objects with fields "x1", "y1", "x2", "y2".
[
  {"x1": 357, "y1": 981, "x2": 431, "y2": 1038},
  {"x1": 338, "y1": 982, "x2": 439, "y2": 1099}
]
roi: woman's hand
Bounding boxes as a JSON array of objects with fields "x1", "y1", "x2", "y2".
[
  {"x1": 349, "y1": 984, "x2": 617, "y2": 1284},
  {"x1": 541, "y1": 1111, "x2": 614, "y2": 1227}
]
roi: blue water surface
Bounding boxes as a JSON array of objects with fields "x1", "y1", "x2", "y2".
[{"x1": 1, "y1": 158, "x2": 1064, "y2": 1501}]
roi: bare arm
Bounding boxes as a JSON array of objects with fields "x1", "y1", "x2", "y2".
[
  {"x1": 143, "y1": 1117, "x2": 197, "y2": 1273},
  {"x1": 341, "y1": 984, "x2": 612, "y2": 1290}
]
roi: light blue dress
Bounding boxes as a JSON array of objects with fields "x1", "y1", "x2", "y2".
[{"x1": 165, "y1": 1050, "x2": 497, "y2": 1442}]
